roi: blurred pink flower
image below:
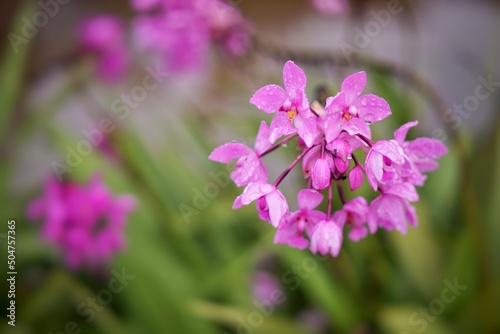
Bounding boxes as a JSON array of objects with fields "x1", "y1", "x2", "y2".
[
  {"x1": 27, "y1": 175, "x2": 136, "y2": 271},
  {"x1": 131, "y1": 0, "x2": 250, "y2": 72},
  {"x1": 310, "y1": 0, "x2": 350, "y2": 16},
  {"x1": 252, "y1": 271, "x2": 282, "y2": 304},
  {"x1": 79, "y1": 15, "x2": 130, "y2": 81}
]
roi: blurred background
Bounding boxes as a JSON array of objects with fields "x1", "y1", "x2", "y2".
[{"x1": 1, "y1": 0, "x2": 499, "y2": 333}]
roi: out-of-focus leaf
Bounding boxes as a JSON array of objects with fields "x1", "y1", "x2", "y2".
[
  {"x1": 0, "y1": 1, "x2": 35, "y2": 139},
  {"x1": 276, "y1": 247, "x2": 360, "y2": 331},
  {"x1": 387, "y1": 201, "x2": 443, "y2": 299}
]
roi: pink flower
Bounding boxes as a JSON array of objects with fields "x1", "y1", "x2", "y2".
[
  {"x1": 310, "y1": 0, "x2": 350, "y2": 16},
  {"x1": 348, "y1": 166, "x2": 363, "y2": 191},
  {"x1": 364, "y1": 139, "x2": 405, "y2": 191},
  {"x1": 394, "y1": 121, "x2": 448, "y2": 182},
  {"x1": 252, "y1": 271, "x2": 282, "y2": 304},
  {"x1": 27, "y1": 175, "x2": 136, "y2": 270},
  {"x1": 326, "y1": 138, "x2": 352, "y2": 175},
  {"x1": 79, "y1": 16, "x2": 130, "y2": 81},
  {"x1": 311, "y1": 158, "x2": 331, "y2": 190},
  {"x1": 250, "y1": 61, "x2": 317, "y2": 147},
  {"x1": 233, "y1": 182, "x2": 288, "y2": 227},
  {"x1": 131, "y1": 0, "x2": 250, "y2": 72},
  {"x1": 209, "y1": 61, "x2": 447, "y2": 257},
  {"x1": 332, "y1": 197, "x2": 369, "y2": 241},
  {"x1": 201, "y1": 0, "x2": 251, "y2": 56},
  {"x1": 209, "y1": 121, "x2": 271, "y2": 186},
  {"x1": 274, "y1": 189, "x2": 326, "y2": 249},
  {"x1": 309, "y1": 219, "x2": 343, "y2": 257},
  {"x1": 324, "y1": 71, "x2": 391, "y2": 142},
  {"x1": 132, "y1": 2, "x2": 210, "y2": 73},
  {"x1": 368, "y1": 183, "x2": 419, "y2": 235}
]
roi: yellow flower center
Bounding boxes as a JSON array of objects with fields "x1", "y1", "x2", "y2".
[{"x1": 287, "y1": 109, "x2": 297, "y2": 120}]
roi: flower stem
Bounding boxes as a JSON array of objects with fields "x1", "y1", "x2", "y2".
[
  {"x1": 356, "y1": 134, "x2": 374, "y2": 148},
  {"x1": 273, "y1": 146, "x2": 314, "y2": 187},
  {"x1": 259, "y1": 133, "x2": 298, "y2": 158},
  {"x1": 336, "y1": 180, "x2": 347, "y2": 205},
  {"x1": 327, "y1": 180, "x2": 333, "y2": 219}
]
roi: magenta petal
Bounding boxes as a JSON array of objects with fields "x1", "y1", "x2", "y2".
[
  {"x1": 239, "y1": 182, "x2": 275, "y2": 205},
  {"x1": 354, "y1": 94, "x2": 391, "y2": 123},
  {"x1": 348, "y1": 166, "x2": 363, "y2": 191},
  {"x1": 341, "y1": 71, "x2": 367, "y2": 104},
  {"x1": 254, "y1": 121, "x2": 272, "y2": 154},
  {"x1": 233, "y1": 196, "x2": 244, "y2": 209},
  {"x1": 297, "y1": 189, "x2": 323, "y2": 210},
  {"x1": 302, "y1": 145, "x2": 321, "y2": 178},
  {"x1": 282, "y1": 61, "x2": 307, "y2": 98},
  {"x1": 344, "y1": 197, "x2": 368, "y2": 214},
  {"x1": 385, "y1": 183, "x2": 419, "y2": 202},
  {"x1": 250, "y1": 84, "x2": 287, "y2": 113},
  {"x1": 405, "y1": 201, "x2": 418, "y2": 228},
  {"x1": 310, "y1": 220, "x2": 343, "y2": 257},
  {"x1": 266, "y1": 190, "x2": 288, "y2": 227},
  {"x1": 394, "y1": 121, "x2": 419, "y2": 143},
  {"x1": 408, "y1": 138, "x2": 448, "y2": 159},
  {"x1": 365, "y1": 150, "x2": 383, "y2": 191},
  {"x1": 269, "y1": 112, "x2": 295, "y2": 143},
  {"x1": 209, "y1": 143, "x2": 252, "y2": 163},
  {"x1": 324, "y1": 113, "x2": 343, "y2": 143},
  {"x1": 348, "y1": 226, "x2": 368, "y2": 241},
  {"x1": 372, "y1": 140, "x2": 405, "y2": 164},
  {"x1": 312, "y1": 159, "x2": 331, "y2": 190},
  {"x1": 294, "y1": 114, "x2": 317, "y2": 148}
]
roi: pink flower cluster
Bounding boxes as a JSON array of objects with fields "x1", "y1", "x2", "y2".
[
  {"x1": 210, "y1": 61, "x2": 447, "y2": 257},
  {"x1": 132, "y1": 0, "x2": 250, "y2": 72},
  {"x1": 27, "y1": 175, "x2": 136, "y2": 270},
  {"x1": 79, "y1": 16, "x2": 131, "y2": 81},
  {"x1": 79, "y1": 0, "x2": 250, "y2": 79}
]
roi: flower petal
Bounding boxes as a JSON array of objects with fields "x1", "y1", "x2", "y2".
[
  {"x1": 239, "y1": 182, "x2": 275, "y2": 205},
  {"x1": 209, "y1": 143, "x2": 252, "y2": 163},
  {"x1": 407, "y1": 138, "x2": 448, "y2": 159},
  {"x1": 354, "y1": 94, "x2": 391, "y2": 123},
  {"x1": 341, "y1": 71, "x2": 366, "y2": 104},
  {"x1": 394, "y1": 121, "x2": 418, "y2": 143},
  {"x1": 266, "y1": 189, "x2": 288, "y2": 227},
  {"x1": 365, "y1": 150, "x2": 383, "y2": 191},
  {"x1": 250, "y1": 84, "x2": 288, "y2": 113},
  {"x1": 282, "y1": 61, "x2": 307, "y2": 98},
  {"x1": 294, "y1": 114, "x2": 317, "y2": 148},
  {"x1": 297, "y1": 189, "x2": 324, "y2": 210},
  {"x1": 254, "y1": 121, "x2": 272, "y2": 154}
]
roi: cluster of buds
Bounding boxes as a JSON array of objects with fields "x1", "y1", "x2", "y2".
[{"x1": 210, "y1": 61, "x2": 447, "y2": 257}]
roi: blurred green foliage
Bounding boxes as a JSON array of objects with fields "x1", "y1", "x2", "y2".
[{"x1": 1, "y1": 2, "x2": 499, "y2": 334}]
